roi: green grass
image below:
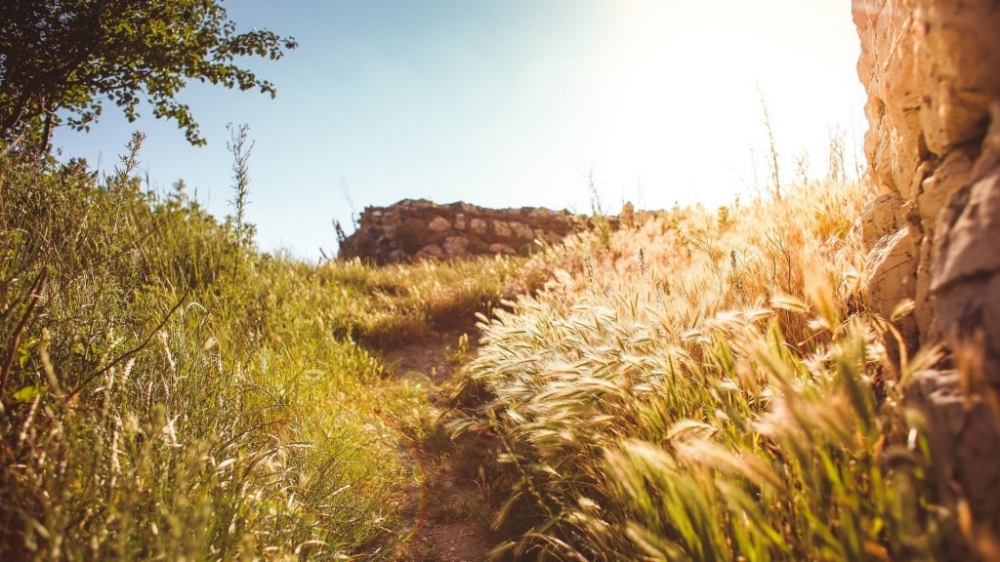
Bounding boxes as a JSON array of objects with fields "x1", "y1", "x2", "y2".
[
  {"x1": 0, "y1": 139, "x2": 545, "y2": 560},
  {"x1": 323, "y1": 255, "x2": 549, "y2": 349}
]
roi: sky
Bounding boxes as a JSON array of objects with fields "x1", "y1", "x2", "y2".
[{"x1": 52, "y1": 0, "x2": 868, "y2": 260}]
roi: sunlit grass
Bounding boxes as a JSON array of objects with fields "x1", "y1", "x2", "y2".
[
  {"x1": 323, "y1": 255, "x2": 549, "y2": 349},
  {"x1": 0, "y1": 133, "x2": 963, "y2": 561},
  {"x1": 448, "y1": 178, "x2": 953, "y2": 560}
]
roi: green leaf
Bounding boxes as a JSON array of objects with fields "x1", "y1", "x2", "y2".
[
  {"x1": 0, "y1": 0, "x2": 296, "y2": 147},
  {"x1": 13, "y1": 384, "x2": 45, "y2": 403}
]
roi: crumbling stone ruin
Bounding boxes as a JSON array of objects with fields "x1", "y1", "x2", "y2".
[
  {"x1": 338, "y1": 199, "x2": 580, "y2": 264},
  {"x1": 854, "y1": 0, "x2": 1000, "y2": 544}
]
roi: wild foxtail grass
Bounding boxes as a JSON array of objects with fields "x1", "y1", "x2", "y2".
[{"x1": 448, "y1": 177, "x2": 952, "y2": 560}]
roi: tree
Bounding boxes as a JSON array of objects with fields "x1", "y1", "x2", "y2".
[{"x1": 0, "y1": 0, "x2": 297, "y2": 150}]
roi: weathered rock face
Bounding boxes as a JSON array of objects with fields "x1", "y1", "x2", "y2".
[
  {"x1": 854, "y1": 0, "x2": 1000, "y2": 539},
  {"x1": 906, "y1": 370, "x2": 1000, "y2": 542},
  {"x1": 932, "y1": 107, "x2": 1000, "y2": 386},
  {"x1": 338, "y1": 199, "x2": 579, "y2": 264},
  {"x1": 855, "y1": 0, "x2": 1000, "y2": 347}
]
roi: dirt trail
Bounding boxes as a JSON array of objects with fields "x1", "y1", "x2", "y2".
[{"x1": 383, "y1": 331, "x2": 499, "y2": 562}]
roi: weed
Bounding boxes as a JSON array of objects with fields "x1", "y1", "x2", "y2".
[{"x1": 1, "y1": 120, "x2": 963, "y2": 561}]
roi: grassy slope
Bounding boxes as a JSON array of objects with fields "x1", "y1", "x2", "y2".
[
  {"x1": 0, "y1": 146, "x2": 546, "y2": 560},
  {"x1": 0, "y1": 139, "x2": 954, "y2": 561}
]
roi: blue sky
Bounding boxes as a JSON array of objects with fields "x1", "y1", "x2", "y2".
[{"x1": 53, "y1": 0, "x2": 866, "y2": 259}]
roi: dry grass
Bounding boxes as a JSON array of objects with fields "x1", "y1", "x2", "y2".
[
  {"x1": 1, "y1": 131, "x2": 962, "y2": 561},
  {"x1": 448, "y1": 178, "x2": 953, "y2": 560}
]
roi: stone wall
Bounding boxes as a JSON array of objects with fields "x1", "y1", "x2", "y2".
[
  {"x1": 338, "y1": 199, "x2": 582, "y2": 264},
  {"x1": 854, "y1": 0, "x2": 1000, "y2": 540}
]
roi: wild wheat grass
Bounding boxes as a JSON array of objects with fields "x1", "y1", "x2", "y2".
[{"x1": 449, "y1": 179, "x2": 950, "y2": 561}]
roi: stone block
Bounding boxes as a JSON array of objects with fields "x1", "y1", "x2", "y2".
[
  {"x1": 859, "y1": 193, "x2": 904, "y2": 250},
  {"x1": 428, "y1": 216, "x2": 450, "y2": 231},
  {"x1": 866, "y1": 226, "x2": 919, "y2": 346},
  {"x1": 510, "y1": 222, "x2": 534, "y2": 239},
  {"x1": 488, "y1": 243, "x2": 515, "y2": 255},
  {"x1": 416, "y1": 244, "x2": 444, "y2": 260},
  {"x1": 443, "y1": 236, "x2": 469, "y2": 257}
]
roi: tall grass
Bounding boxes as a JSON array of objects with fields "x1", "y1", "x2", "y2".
[
  {"x1": 449, "y1": 178, "x2": 953, "y2": 560},
  {"x1": 2, "y1": 128, "x2": 965, "y2": 560},
  {"x1": 0, "y1": 137, "x2": 544, "y2": 560},
  {"x1": 324, "y1": 255, "x2": 549, "y2": 350}
]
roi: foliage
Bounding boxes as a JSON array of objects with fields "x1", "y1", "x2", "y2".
[
  {"x1": 325, "y1": 256, "x2": 548, "y2": 349},
  {"x1": 0, "y1": 115, "x2": 968, "y2": 560},
  {"x1": 0, "y1": 136, "x2": 544, "y2": 559},
  {"x1": 0, "y1": 0, "x2": 297, "y2": 148}
]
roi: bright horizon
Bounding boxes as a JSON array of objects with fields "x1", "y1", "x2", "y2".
[{"x1": 52, "y1": 0, "x2": 867, "y2": 260}]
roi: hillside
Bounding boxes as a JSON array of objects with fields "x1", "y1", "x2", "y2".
[
  {"x1": 1, "y1": 128, "x2": 967, "y2": 560},
  {"x1": 0, "y1": 140, "x2": 548, "y2": 559},
  {"x1": 6, "y1": 3, "x2": 1000, "y2": 560},
  {"x1": 445, "y1": 177, "x2": 950, "y2": 560}
]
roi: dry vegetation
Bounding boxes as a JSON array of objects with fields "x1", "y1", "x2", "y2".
[
  {"x1": 0, "y1": 132, "x2": 957, "y2": 561},
  {"x1": 448, "y1": 178, "x2": 953, "y2": 560}
]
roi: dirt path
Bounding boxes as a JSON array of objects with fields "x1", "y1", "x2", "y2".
[{"x1": 383, "y1": 331, "x2": 499, "y2": 562}]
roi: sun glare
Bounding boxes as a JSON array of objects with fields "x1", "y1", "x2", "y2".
[{"x1": 568, "y1": 0, "x2": 866, "y2": 208}]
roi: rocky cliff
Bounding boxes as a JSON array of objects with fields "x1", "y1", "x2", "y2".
[
  {"x1": 854, "y1": 0, "x2": 1000, "y2": 540},
  {"x1": 338, "y1": 199, "x2": 584, "y2": 264}
]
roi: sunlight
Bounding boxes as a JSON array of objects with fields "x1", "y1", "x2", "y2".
[{"x1": 569, "y1": 0, "x2": 866, "y2": 208}]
